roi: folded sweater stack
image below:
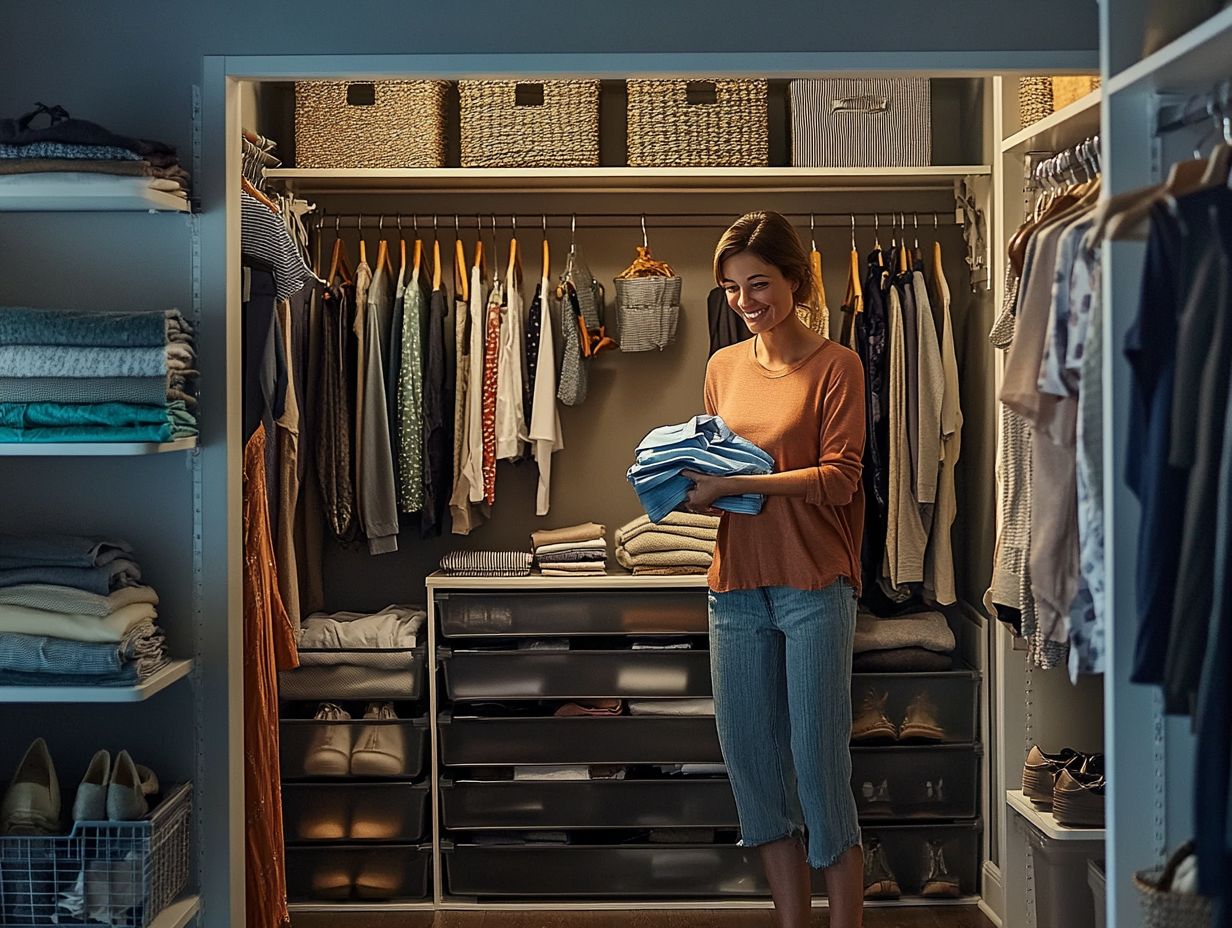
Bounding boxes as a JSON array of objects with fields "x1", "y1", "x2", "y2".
[
  {"x1": 0, "y1": 534, "x2": 169, "y2": 686},
  {"x1": 615, "y1": 512, "x2": 720, "y2": 576},
  {"x1": 853, "y1": 609, "x2": 957, "y2": 671},
  {"x1": 0, "y1": 307, "x2": 197, "y2": 443},
  {"x1": 530, "y1": 522, "x2": 607, "y2": 577}
]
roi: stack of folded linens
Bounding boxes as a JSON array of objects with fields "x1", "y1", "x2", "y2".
[
  {"x1": 615, "y1": 512, "x2": 719, "y2": 576},
  {"x1": 531, "y1": 522, "x2": 607, "y2": 577}
]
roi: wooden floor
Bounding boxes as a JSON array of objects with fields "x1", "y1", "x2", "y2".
[{"x1": 293, "y1": 908, "x2": 994, "y2": 927}]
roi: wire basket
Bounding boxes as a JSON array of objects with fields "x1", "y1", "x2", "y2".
[
  {"x1": 614, "y1": 276, "x2": 682, "y2": 352},
  {"x1": 1134, "y1": 869, "x2": 1213, "y2": 928},
  {"x1": 0, "y1": 783, "x2": 192, "y2": 928}
]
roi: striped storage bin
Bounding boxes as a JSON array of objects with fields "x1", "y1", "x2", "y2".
[
  {"x1": 626, "y1": 80, "x2": 768, "y2": 167},
  {"x1": 458, "y1": 80, "x2": 600, "y2": 168},
  {"x1": 790, "y1": 78, "x2": 931, "y2": 167},
  {"x1": 295, "y1": 81, "x2": 448, "y2": 168}
]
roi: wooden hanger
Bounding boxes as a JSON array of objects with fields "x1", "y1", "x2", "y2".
[
  {"x1": 433, "y1": 216, "x2": 443, "y2": 291},
  {"x1": 929, "y1": 214, "x2": 945, "y2": 303},
  {"x1": 412, "y1": 214, "x2": 423, "y2": 282},
  {"x1": 454, "y1": 217, "x2": 469, "y2": 301},
  {"x1": 473, "y1": 215, "x2": 485, "y2": 273},
  {"x1": 242, "y1": 176, "x2": 280, "y2": 213},
  {"x1": 376, "y1": 215, "x2": 394, "y2": 278},
  {"x1": 542, "y1": 214, "x2": 551, "y2": 281},
  {"x1": 398, "y1": 214, "x2": 407, "y2": 276},
  {"x1": 327, "y1": 218, "x2": 352, "y2": 285},
  {"x1": 357, "y1": 214, "x2": 368, "y2": 267}
]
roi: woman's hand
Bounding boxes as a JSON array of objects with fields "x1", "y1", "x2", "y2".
[{"x1": 680, "y1": 469, "x2": 731, "y2": 516}]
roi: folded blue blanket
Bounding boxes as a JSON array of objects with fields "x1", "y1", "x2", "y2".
[
  {"x1": 0, "y1": 667, "x2": 139, "y2": 687},
  {"x1": 0, "y1": 535, "x2": 133, "y2": 570},
  {"x1": 0, "y1": 307, "x2": 189, "y2": 347},
  {"x1": 0, "y1": 561, "x2": 141, "y2": 595},
  {"x1": 0, "y1": 400, "x2": 194, "y2": 430},
  {"x1": 0, "y1": 627, "x2": 165, "y2": 678}
]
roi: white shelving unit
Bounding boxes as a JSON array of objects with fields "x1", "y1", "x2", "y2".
[
  {"x1": 1001, "y1": 90, "x2": 1102, "y2": 154},
  {"x1": 0, "y1": 659, "x2": 193, "y2": 704},
  {"x1": 0, "y1": 437, "x2": 197, "y2": 456},
  {"x1": 0, "y1": 186, "x2": 190, "y2": 213},
  {"x1": 1007, "y1": 790, "x2": 1105, "y2": 842},
  {"x1": 148, "y1": 895, "x2": 202, "y2": 928},
  {"x1": 1106, "y1": 4, "x2": 1232, "y2": 94}
]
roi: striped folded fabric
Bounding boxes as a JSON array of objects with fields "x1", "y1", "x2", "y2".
[{"x1": 439, "y1": 551, "x2": 533, "y2": 577}]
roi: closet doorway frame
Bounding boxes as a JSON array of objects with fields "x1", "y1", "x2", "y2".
[{"x1": 198, "y1": 50, "x2": 1087, "y2": 925}]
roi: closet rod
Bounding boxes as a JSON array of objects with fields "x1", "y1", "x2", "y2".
[
  {"x1": 312, "y1": 212, "x2": 963, "y2": 230},
  {"x1": 1155, "y1": 79, "x2": 1232, "y2": 136}
]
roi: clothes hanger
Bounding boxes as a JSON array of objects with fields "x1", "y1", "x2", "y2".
[
  {"x1": 508, "y1": 214, "x2": 521, "y2": 286},
  {"x1": 432, "y1": 215, "x2": 443, "y2": 291},
  {"x1": 327, "y1": 214, "x2": 352, "y2": 285},
  {"x1": 809, "y1": 213, "x2": 828, "y2": 316},
  {"x1": 312, "y1": 211, "x2": 324, "y2": 278},
  {"x1": 929, "y1": 213, "x2": 945, "y2": 303},
  {"x1": 489, "y1": 213, "x2": 500, "y2": 290},
  {"x1": 873, "y1": 213, "x2": 885, "y2": 266},
  {"x1": 1200, "y1": 91, "x2": 1232, "y2": 184},
  {"x1": 896, "y1": 213, "x2": 909, "y2": 274},
  {"x1": 241, "y1": 176, "x2": 280, "y2": 214},
  {"x1": 541, "y1": 214, "x2": 550, "y2": 282},
  {"x1": 844, "y1": 214, "x2": 862, "y2": 312},
  {"x1": 356, "y1": 212, "x2": 369, "y2": 267},
  {"x1": 376, "y1": 214, "x2": 394, "y2": 279},
  {"x1": 454, "y1": 215, "x2": 469, "y2": 301},
  {"x1": 472, "y1": 214, "x2": 484, "y2": 276},
  {"x1": 1008, "y1": 153, "x2": 1081, "y2": 272},
  {"x1": 412, "y1": 214, "x2": 423, "y2": 283},
  {"x1": 397, "y1": 214, "x2": 407, "y2": 276}
]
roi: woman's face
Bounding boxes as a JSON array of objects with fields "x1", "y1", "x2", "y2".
[{"x1": 719, "y1": 250, "x2": 799, "y2": 335}]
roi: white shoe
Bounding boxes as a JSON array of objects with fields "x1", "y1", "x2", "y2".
[
  {"x1": 3, "y1": 738, "x2": 61, "y2": 835},
  {"x1": 72, "y1": 749, "x2": 110, "y2": 822},
  {"x1": 350, "y1": 703, "x2": 405, "y2": 777},
  {"x1": 304, "y1": 703, "x2": 353, "y2": 776}
]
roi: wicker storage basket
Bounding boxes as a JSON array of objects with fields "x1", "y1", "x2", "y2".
[
  {"x1": 1134, "y1": 869, "x2": 1212, "y2": 928},
  {"x1": 1018, "y1": 77, "x2": 1054, "y2": 128},
  {"x1": 1052, "y1": 76, "x2": 1102, "y2": 111},
  {"x1": 789, "y1": 78, "x2": 931, "y2": 167},
  {"x1": 458, "y1": 80, "x2": 600, "y2": 168},
  {"x1": 614, "y1": 276, "x2": 682, "y2": 351},
  {"x1": 295, "y1": 81, "x2": 447, "y2": 168},
  {"x1": 626, "y1": 80, "x2": 768, "y2": 167}
]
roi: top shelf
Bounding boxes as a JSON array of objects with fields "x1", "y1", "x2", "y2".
[
  {"x1": 1107, "y1": 5, "x2": 1232, "y2": 96},
  {"x1": 268, "y1": 166, "x2": 992, "y2": 196},
  {"x1": 1001, "y1": 90, "x2": 1102, "y2": 155},
  {"x1": 1007, "y1": 789, "x2": 1105, "y2": 842}
]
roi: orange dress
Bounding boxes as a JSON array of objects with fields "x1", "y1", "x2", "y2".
[{"x1": 244, "y1": 424, "x2": 299, "y2": 928}]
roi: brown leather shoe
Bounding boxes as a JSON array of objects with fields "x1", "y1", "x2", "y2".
[
  {"x1": 852, "y1": 689, "x2": 898, "y2": 743},
  {"x1": 1052, "y1": 764, "x2": 1105, "y2": 828},
  {"x1": 899, "y1": 691, "x2": 946, "y2": 742},
  {"x1": 1022, "y1": 746, "x2": 1085, "y2": 808}
]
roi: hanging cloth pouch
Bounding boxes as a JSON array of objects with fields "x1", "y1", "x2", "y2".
[{"x1": 557, "y1": 282, "x2": 589, "y2": 406}]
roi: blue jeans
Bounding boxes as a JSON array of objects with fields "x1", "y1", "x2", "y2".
[{"x1": 708, "y1": 581, "x2": 861, "y2": 869}]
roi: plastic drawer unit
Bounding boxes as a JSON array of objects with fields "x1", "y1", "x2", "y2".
[
  {"x1": 279, "y1": 646, "x2": 426, "y2": 702},
  {"x1": 861, "y1": 821, "x2": 982, "y2": 896},
  {"x1": 850, "y1": 666, "x2": 980, "y2": 744},
  {"x1": 440, "y1": 777, "x2": 739, "y2": 829},
  {"x1": 438, "y1": 714, "x2": 723, "y2": 766},
  {"x1": 437, "y1": 590, "x2": 708, "y2": 637},
  {"x1": 852, "y1": 744, "x2": 982, "y2": 820},
  {"x1": 281, "y1": 712, "x2": 428, "y2": 779},
  {"x1": 286, "y1": 842, "x2": 432, "y2": 902},
  {"x1": 282, "y1": 782, "x2": 430, "y2": 843},
  {"x1": 1014, "y1": 814, "x2": 1104, "y2": 928},
  {"x1": 441, "y1": 647, "x2": 712, "y2": 701}
]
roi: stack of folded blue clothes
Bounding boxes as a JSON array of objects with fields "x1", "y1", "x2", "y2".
[
  {"x1": 0, "y1": 535, "x2": 170, "y2": 687},
  {"x1": 0, "y1": 307, "x2": 197, "y2": 443},
  {"x1": 627, "y1": 415, "x2": 775, "y2": 524}
]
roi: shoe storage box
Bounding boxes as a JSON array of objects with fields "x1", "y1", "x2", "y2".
[
  {"x1": 441, "y1": 646, "x2": 712, "y2": 701},
  {"x1": 282, "y1": 782, "x2": 430, "y2": 843},
  {"x1": 279, "y1": 646, "x2": 426, "y2": 701},
  {"x1": 851, "y1": 666, "x2": 980, "y2": 744},
  {"x1": 441, "y1": 776, "x2": 739, "y2": 830},
  {"x1": 285, "y1": 842, "x2": 431, "y2": 902},
  {"x1": 852, "y1": 744, "x2": 981, "y2": 820},
  {"x1": 281, "y1": 710, "x2": 428, "y2": 779},
  {"x1": 1014, "y1": 814, "x2": 1103, "y2": 928},
  {"x1": 438, "y1": 713, "x2": 724, "y2": 766},
  {"x1": 437, "y1": 590, "x2": 708, "y2": 637},
  {"x1": 862, "y1": 822, "x2": 981, "y2": 897}
]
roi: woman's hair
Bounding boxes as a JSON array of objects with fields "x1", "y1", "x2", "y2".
[{"x1": 713, "y1": 210, "x2": 817, "y2": 307}]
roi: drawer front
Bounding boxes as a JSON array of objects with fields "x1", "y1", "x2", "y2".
[
  {"x1": 852, "y1": 745, "x2": 980, "y2": 820},
  {"x1": 851, "y1": 671, "x2": 979, "y2": 744},
  {"x1": 443, "y1": 650, "x2": 712, "y2": 701},
  {"x1": 279, "y1": 647, "x2": 425, "y2": 701},
  {"x1": 281, "y1": 717, "x2": 427, "y2": 780},
  {"x1": 285, "y1": 844, "x2": 431, "y2": 902},
  {"x1": 439, "y1": 716, "x2": 723, "y2": 766},
  {"x1": 438, "y1": 590, "x2": 708, "y2": 637},
  {"x1": 282, "y1": 782, "x2": 429, "y2": 843},
  {"x1": 441, "y1": 779, "x2": 738, "y2": 829}
]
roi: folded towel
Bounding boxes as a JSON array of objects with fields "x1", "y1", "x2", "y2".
[
  {"x1": 0, "y1": 560, "x2": 140, "y2": 595},
  {"x1": 852, "y1": 648, "x2": 954, "y2": 672},
  {"x1": 299, "y1": 605, "x2": 426, "y2": 650},
  {"x1": 0, "y1": 622, "x2": 167, "y2": 679},
  {"x1": 854, "y1": 611, "x2": 955, "y2": 655},
  {"x1": 440, "y1": 551, "x2": 533, "y2": 576},
  {"x1": 0, "y1": 535, "x2": 133, "y2": 570},
  {"x1": 541, "y1": 568, "x2": 607, "y2": 577},
  {"x1": 0, "y1": 583, "x2": 157, "y2": 617},
  {"x1": 0, "y1": 422, "x2": 197, "y2": 443},
  {"x1": 630, "y1": 566, "x2": 709, "y2": 577},
  {"x1": 533, "y1": 538, "x2": 607, "y2": 556},
  {"x1": 615, "y1": 547, "x2": 713, "y2": 570},
  {"x1": 0, "y1": 307, "x2": 189, "y2": 348},
  {"x1": 0, "y1": 601, "x2": 158, "y2": 644},
  {"x1": 616, "y1": 513, "x2": 720, "y2": 546},
  {"x1": 0, "y1": 345, "x2": 184, "y2": 379},
  {"x1": 534, "y1": 549, "x2": 607, "y2": 565},
  {"x1": 0, "y1": 377, "x2": 179, "y2": 406},
  {"x1": 530, "y1": 522, "x2": 606, "y2": 550},
  {"x1": 538, "y1": 560, "x2": 608, "y2": 573},
  {"x1": 620, "y1": 532, "x2": 715, "y2": 557},
  {"x1": 0, "y1": 401, "x2": 194, "y2": 432}
]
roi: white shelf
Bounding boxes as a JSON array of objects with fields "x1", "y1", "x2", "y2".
[
  {"x1": 268, "y1": 165, "x2": 992, "y2": 195},
  {"x1": 1007, "y1": 789, "x2": 1105, "y2": 842},
  {"x1": 1107, "y1": 5, "x2": 1232, "y2": 96},
  {"x1": 428, "y1": 571, "x2": 709, "y2": 591},
  {"x1": 0, "y1": 659, "x2": 193, "y2": 703},
  {"x1": 0, "y1": 437, "x2": 197, "y2": 456},
  {"x1": 1001, "y1": 90, "x2": 1102, "y2": 154},
  {"x1": 148, "y1": 895, "x2": 201, "y2": 928},
  {"x1": 0, "y1": 187, "x2": 190, "y2": 213}
]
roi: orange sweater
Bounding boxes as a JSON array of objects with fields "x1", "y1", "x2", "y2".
[{"x1": 704, "y1": 339, "x2": 866, "y2": 594}]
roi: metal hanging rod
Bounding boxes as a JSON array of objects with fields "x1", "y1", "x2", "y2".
[
  {"x1": 311, "y1": 210, "x2": 962, "y2": 231},
  {"x1": 1028, "y1": 135, "x2": 1101, "y2": 186},
  {"x1": 1156, "y1": 80, "x2": 1232, "y2": 137}
]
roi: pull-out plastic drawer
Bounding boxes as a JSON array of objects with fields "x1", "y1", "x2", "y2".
[
  {"x1": 281, "y1": 713, "x2": 428, "y2": 780},
  {"x1": 279, "y1": 646, "x2": 426, "y2": 702},
  {"x1": 285, "y1": 843, "x2": 431, "y2": 902},
  {"x1": 442, "y1": 648, "x2": 711, "y2": 700},
  {"x1": 440, "y1": 777, "x2": 738, "y2": 829},
  {"x1": 862, "y1": 821, "x2": 982, "y2": 896},
  {"x1": 438, "y1": 715, "x2": 723, "y2": 766},
  {"x1": 851, "y1": 667, "x2": 980, "y2": 744},
  {"x1": 282, "y1": 782, "x2": 430, "y2": 843},
  {"x1": 852, "y1": 744, "x2": 981, "y2": 820},
  {"x1": 437, "y1": 590, "x2": 708, "y2": 637}
]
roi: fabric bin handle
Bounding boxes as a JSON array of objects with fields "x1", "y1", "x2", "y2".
[{"x1": 830, "y1": 95, "x2": 890, "y2": 115}]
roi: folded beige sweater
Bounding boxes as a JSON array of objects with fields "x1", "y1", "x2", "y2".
[
  {"x1": 531, "y1": 522, "x2": 606, "y2": 549},
  {"x1": 616, "y1": 513, "x2": 720, "y2": 547},
  {"x1": 616, "y1": 546, "x2": 714, "y2": 570},
  {"x1": 631, "y1": 566, "x2": 710, "y2": 576},
  {"x1": 854, "y1": 611, "x2": 956, "y2": 654},
  {"x1": 621, "y1": 532, "x2": 716, "y2": 557}
]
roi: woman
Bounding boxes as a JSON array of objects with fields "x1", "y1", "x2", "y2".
[{"x1": 683, "y1": 210, "x2": 866, "y2": 928}]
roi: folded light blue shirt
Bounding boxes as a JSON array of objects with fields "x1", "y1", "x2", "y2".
[{"x1": 628, "y1": 415, "x2": 774, "y2": 523}]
